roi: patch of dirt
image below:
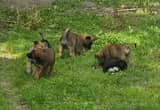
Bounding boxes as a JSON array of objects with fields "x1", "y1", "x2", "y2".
[
  {"x1": 151, "y1": 7, "x2": 160, "y2": 15},
  {"x1": 66, "y1": 1, "x2": 115, "y2": 16},
  {"x1": 66, "y1": 1, "x2": 160, "y2": 16},
  {"x1": 0, "y1": 0, "x2": 56, "y2": 9}
]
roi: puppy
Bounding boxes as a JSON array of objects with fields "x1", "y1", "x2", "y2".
[
  {"x1": 95, "y1": 44, "x2": 133, "y2": 65},
  {"x1": 102, "y1": 58, "x2": 127, "y2": 73},
  {"x1": 26, "y1": 46, "x2": 55, "y2": 80},
  {"x1": 26, "y1": 32, "x2": 51, "y2": 74},
  {"x1": 59, "y1": 28, "x2": 96, "y2": 57}
]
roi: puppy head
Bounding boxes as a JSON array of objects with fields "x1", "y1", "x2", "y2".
[
  {"x1": 122, "y1": 45, "x2": 130, "y2": 56},
  {"x1": 83, "y1": 36, "x2": 97, "y2": 49},
  {"x1": 95, "y1": 50, "x2": 105, "y2": 65},
  {"x1": 26, "y1": 41, "x2": 46, "y2": 64},
  {"x1": 33, "y1": 41, "x2": 46, "y2": 50},
  {"x1": 95, "y1": 50, "x2": 103, "y2": 59},
  {"x1": 26, "y1": 49, "x2": 43, "y2": 60}
]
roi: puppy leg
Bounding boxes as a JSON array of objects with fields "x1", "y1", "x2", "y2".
[
  {"x1": 34, "y1": 67, "x2": 40, "y2": 80},
  {"x1": 38, "y1": 64, "x2": 50, "y2": 77},
  {"x1": 59, "y1": 44, "x2": 64, "y2": 58},
  {"x1": 69, "y1": 46, "x2": 75, "y2": 57},
  {"x1": 34, "y1": 66, "x2": 43, "y2": 80},
  {"x1": 47, "y1": 65, "x2": 53, "y2": 76},
  {"x1": 26, "y1": 58, "x2": 32, "y2": 74}
]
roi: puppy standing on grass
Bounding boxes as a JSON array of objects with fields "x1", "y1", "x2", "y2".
[
  {"x1": 26, "y1": 41, "x2": 55, "y2": 80},
  {"x1": 26, "y1": 32, "x2": 52, "y2": 75},
  {"x1": 59, "y1": 28, "x2": 97, "y2": 58}
]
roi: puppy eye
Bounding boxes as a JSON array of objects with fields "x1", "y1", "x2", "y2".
[{"x1": 31, "y1": 50, "x2": 36, "y2": 53}]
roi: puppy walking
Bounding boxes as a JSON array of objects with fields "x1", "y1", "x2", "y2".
[{"x1": 59, "y1": 28, "x2": 97, "y2": 57}]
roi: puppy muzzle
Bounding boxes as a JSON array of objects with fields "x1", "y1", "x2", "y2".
[{"x1": 26, "y1": 53, "x2": 32, "y2": 59}]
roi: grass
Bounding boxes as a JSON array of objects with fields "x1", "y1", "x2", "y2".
[
  {"x1": 0, "y1": 90, "x2": 12, "y2": 110},
  {"x1": 0, "y1": 0, "x2": 160, "y2": 110}
]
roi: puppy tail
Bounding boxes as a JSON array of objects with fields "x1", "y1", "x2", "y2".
[
  {"x1": 39, "y1": 32, "x2": 51, "y2": 48},
  {"x1": 42, "y1": 39, "x2": 51, "y2": 48},
  {"x1": 39, "y1": 32, "x2": 45, "y2": 40},
  {"x1": 62, "y1": 28, "x2": 70, "y2": 39}
]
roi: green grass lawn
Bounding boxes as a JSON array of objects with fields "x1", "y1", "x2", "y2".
[
  {"x1": 0, "y1": 1, "x2": 160, "y2": 110},
  {"x1": 0, "y1": 90, "x2": 11, "y2": 110}
]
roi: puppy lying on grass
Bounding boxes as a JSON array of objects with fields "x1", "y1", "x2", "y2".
[
  {"x1": 102, "y1": 58, "x2": 127, "y2": 73},
  {"x1": 94, "y1": 44, "x2": 132, "y2": 73},
  {"x1": 95, "y1": 44, "x2": 133, "y2": 65}
]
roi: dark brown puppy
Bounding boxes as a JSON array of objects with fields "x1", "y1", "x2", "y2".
[
  {"x1": 95, "y1": 44, "x2": 133, "y2": 66},
  {"x1": 27, "y1": 42, "x2": 55, "y2": 80},
  {"x1": 26, "y1": 32, "x2": 51, "y2": 74},
  {"x1": 26, "y1": 41, "x2": 46, "y2": 74},
  {"x1": 59, "y1": 28, "x2": 97, "y2": 57}
]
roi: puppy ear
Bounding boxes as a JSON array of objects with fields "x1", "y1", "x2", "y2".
[
  {"x1": 85, "y1": 36, "x2": 91, "y2": 40},
  {"x1": 86, "y1": 36, "x2": 97, "y2": 41},
  {"x1": 26, "y1": 52, "x2": 32, "y2": 58},
  {"x1": 33, "y1": 41, "x2": 38, "y2": 45}
]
